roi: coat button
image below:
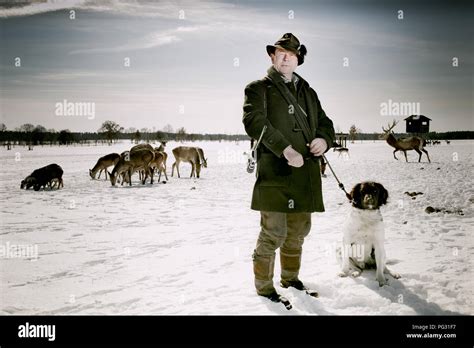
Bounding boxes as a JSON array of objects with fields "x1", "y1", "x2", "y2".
[{"x1": 269, "y1": 139, "x2": 274, "y2": 144}]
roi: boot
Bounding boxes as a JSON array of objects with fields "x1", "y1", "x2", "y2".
[
  {"x1": 280, "y1": 250, "x2": 318, "y2": 297},
  {"x1": 252, "y1": 252, "x2": 277, "y2": 297},
  {"x1": 280, "y1": 249, "x2": 303, "y2": 288}
]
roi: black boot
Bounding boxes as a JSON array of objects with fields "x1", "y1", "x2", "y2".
[
  {"x1": 280, "y1": 279, "x2": 319, "y2": 298},
  {"x1": 280, "y1": 279, "x2": 306, "y2": 290},
  {"x1": 260, "y1": 290, "x2": 292, "y2": 310},
  {"x1": 261, "y1": 290, "x2": 283, "y2": 302}
]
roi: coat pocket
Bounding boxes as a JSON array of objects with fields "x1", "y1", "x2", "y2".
[{"x1": 257, "y1": 153, "x2": 291, "y2": 187}]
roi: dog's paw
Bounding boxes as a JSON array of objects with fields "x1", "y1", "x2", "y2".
[
  {"x1": 351, "y1": 271, "x2": 361, "y2": 278},
  {"x1": 391, "y1": 272, "x2": 401, "y2": 279},
  {"x1": 338, "y1": 271, "x2": 348, "y2": 278},
  {"x1": 377, "y1": 276, "x2": 388, "y2": 287}
]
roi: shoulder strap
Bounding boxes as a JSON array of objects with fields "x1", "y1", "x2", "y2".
[{"x1": 264, "y1": 76, "x2": 313, "y2": 143}]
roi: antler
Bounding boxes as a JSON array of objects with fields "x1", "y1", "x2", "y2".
[{"x1": 382, "y1": 120, "x2": 398, "y2": 133}]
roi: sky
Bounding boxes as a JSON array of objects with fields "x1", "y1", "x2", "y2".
[{"x1": 0, "y1": 0, "x2": 473, "y2": 134}]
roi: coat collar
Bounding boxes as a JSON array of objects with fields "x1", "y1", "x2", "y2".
[{"x1": 266, "y1": 66, "x2": 308, "y2": 88}]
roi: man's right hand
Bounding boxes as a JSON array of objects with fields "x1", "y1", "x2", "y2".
[{"x1": 283, "y1": 145, "x2": 304, "y2": 168}]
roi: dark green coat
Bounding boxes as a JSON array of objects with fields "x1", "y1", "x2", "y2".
[{"x1": 243, "y1": 66, "x2": 336, "y2": 213}]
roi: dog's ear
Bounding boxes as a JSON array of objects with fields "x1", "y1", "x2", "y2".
[
  {"x1": 350, "y1": 183, "x2": 362, "y2": 208},
  {"x1": 375, "y1": 183, "x2": 389, "y2": 206}
]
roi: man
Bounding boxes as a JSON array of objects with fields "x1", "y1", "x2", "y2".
[{"x1": 242, "y1": 33, "x2": 336, "y2": 305}]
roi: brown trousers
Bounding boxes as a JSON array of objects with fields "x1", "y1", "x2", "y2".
[{"x1": 252, "y1": 211, "x2": 312, "y2": 296}]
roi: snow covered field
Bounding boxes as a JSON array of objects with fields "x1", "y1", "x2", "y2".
[{"x1": 0, "y1": 140, "x2": 472, "y2": 315}]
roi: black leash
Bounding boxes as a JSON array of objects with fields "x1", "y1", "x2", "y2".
[{"x1": 321, "y1": 154, "x2": 352, "y2": 202}]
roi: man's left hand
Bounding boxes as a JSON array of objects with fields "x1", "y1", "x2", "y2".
[{"x1": 308, "y1": 138, "x2": 327, "y2": 156}]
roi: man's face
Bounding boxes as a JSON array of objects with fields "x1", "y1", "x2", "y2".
[{"x1": 271, "y1": 48, "x2": 298, "y2": 76}]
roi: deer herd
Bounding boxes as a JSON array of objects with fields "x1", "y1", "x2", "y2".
[
  {"x1": 89, "y1": 141, "x2": 207, "y2": 186},
  {"x1": 20, "y1": 121, "x2": 443, "y2": 191}
]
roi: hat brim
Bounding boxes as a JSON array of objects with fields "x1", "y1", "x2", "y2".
[{"x1": 266, "y1": 44, "x2": 303, "y2": 65}]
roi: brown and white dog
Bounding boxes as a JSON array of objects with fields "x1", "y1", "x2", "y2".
[{"x1": 338, "y1": 182, "x2": 401, "y2": 286}]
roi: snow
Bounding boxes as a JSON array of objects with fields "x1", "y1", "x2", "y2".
[{"x1": 0, "y1": 140, "x2": 473, "y2": 315}]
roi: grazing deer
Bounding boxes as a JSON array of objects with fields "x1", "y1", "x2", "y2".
[
  {"x1": 171, "y1": 146, "x2": 207, "y2": 178},
  {"x1": 131, "y1": 143, "x2": 154, "y2": 152},
  {"x1": 380, "y1": 120, "x2": 430, "y2": 163},
  {"x1": 89, "y1": 153, "x2": 120, "y2": 180},
  {"x1": 129, "y1": 143, "x2": 161, "y2": 182},
  {"x1": 108, "y1": 149, "x2": 154, "y2": 186},
  {"x1": 131, "y1": 144, "x2": 153, "y2": 182}
]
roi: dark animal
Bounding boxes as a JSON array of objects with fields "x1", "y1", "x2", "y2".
[{"x1": 21, "y1": 164, "x2": 64, "y2": 191}]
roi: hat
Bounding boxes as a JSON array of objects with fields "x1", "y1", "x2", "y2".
[{"x1": 266, "y1": 33, "x2": 307, "y2": 65}]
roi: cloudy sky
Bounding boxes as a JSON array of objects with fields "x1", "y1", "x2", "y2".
[{"x1": 0, "y1": 0, "x2": 472, "y2": 134}]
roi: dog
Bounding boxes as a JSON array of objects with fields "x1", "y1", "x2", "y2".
[{"x1": 338, "y1": 182, "x2": 401, "y2": 286}]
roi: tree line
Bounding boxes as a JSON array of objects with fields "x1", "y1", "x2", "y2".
[
  {"x1": 345, "y1": 129, "x2": 474, "y2": 142},
  {"x1": 0, "y1": 121, "x2": 472, "y2": 147},
  {"x1": 0, "y1": 121, "x2": 250, "y2": 147}
]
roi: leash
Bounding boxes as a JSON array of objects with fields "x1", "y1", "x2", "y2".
[{"x1": 321, "y1": 154, "x2": 352, "y2": 202}]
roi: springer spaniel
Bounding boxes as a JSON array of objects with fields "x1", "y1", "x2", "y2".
[{"x1": 338, "y1": 182, "x2": 401, "y2": 286}]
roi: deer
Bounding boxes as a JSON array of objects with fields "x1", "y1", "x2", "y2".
[
  {"x1": 333, "y1": 147, "x2": 350, "y2": 158},
  {"x1": 108, "y1": 149, "x2": 155, "y2": 186},
  {"x1": 156, "y1": 141, "x2": 167, "y2": 152},
  {"x1": 154, "y1": 141, "x2": 168, "y2": 180},
  {"x1": 151, "y1": 149, "x2": 168, "y2": 181},
  {"x1": 130, "y1": 144, "x2": 154, "y2": 182},
  {"x1": 171, "y1": 146, "x2": 207, "y2": 178},
  {"x1": 131, "y1": 143, "x2": 153, "y2": 152},
  {"x1": 380, "y1": 120, "x2": 430, "y2": 163},
  {"x1": 89, "y1": 153, "x2": 120, "y2": 180}
]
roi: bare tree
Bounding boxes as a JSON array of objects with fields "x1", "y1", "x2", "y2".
[
  {"x1": 176, "y1": 127, "x2": 186, "y2": 142},
  {"x1": 98, "y1": 121, "x2": 123, "y2": 145},
  {"x1": 133, "y1": 130, "x2": 141, "y2": 144},
  {"x1": 19, "y1": 123, "x2": 35, "y2": 133},
  {"x1": 141, "y1": 128, "x2": 150, "y2": 142},
  {"x1": 349, "y1": 124, "x2": 358, "y2": 143},
  {"x1": 162, "y1": 124, "x2": 174, "y2": 133},
  {"x1": 32, "y1": 125, "x2": 47, "y2": 145},
  {"x1": 58, "y1": 129, "x2": 74, "y2": 145}
]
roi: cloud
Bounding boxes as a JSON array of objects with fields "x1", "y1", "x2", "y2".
[
  {"x1": 68, "y1": 25, "x2": 201, "y2": 54},
  {"x1": 30, "y1": 71, "x2": 100, "y2": 80},
  {"x1": 0, "y1": 0, "x2": 86, "y2": 18},
  {"x1": 0, "y1": 0, "x2": 235, "y2": 19}
]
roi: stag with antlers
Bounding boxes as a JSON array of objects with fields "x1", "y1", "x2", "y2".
[{"x1": 380, "y1": 120, "x2": 431, "y2": 163}]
